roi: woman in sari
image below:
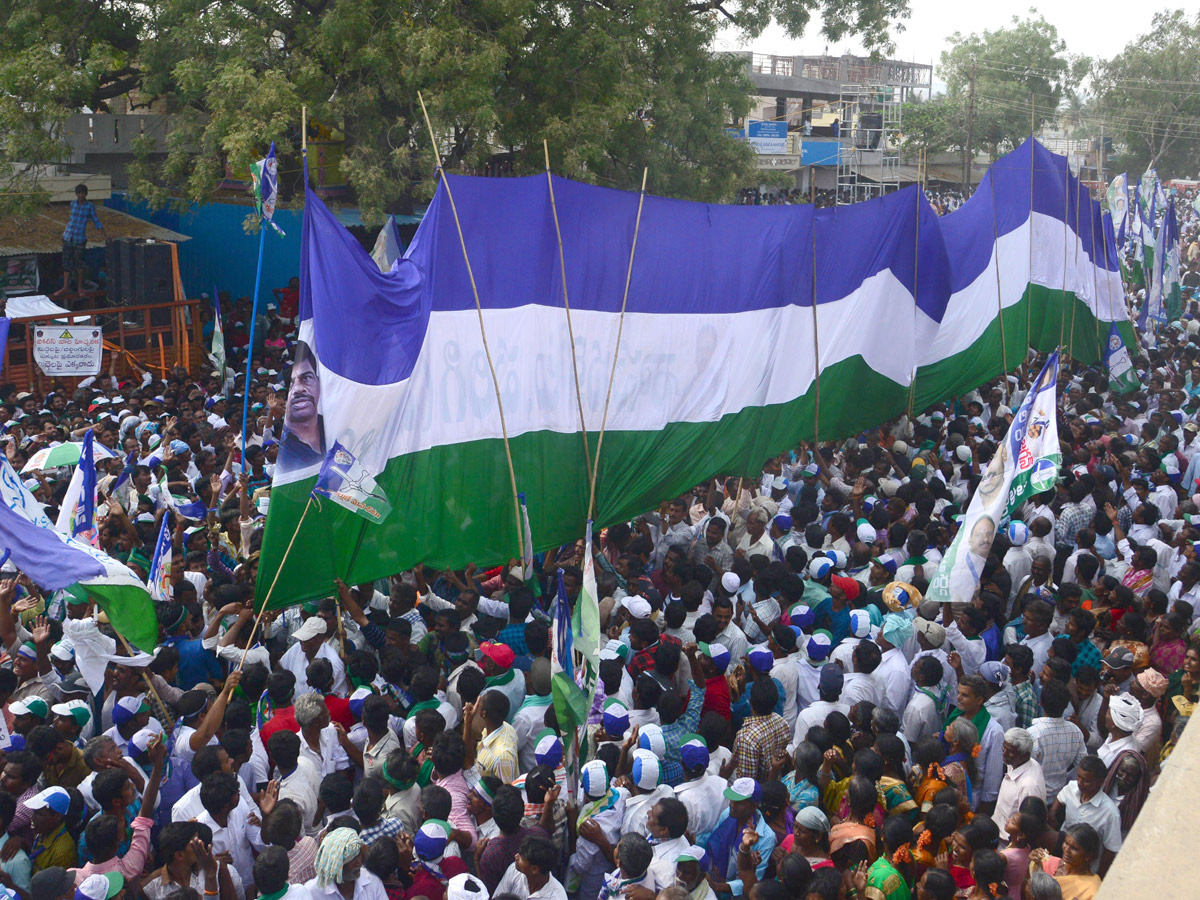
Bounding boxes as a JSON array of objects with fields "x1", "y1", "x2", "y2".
[
  {"x1": 942, "y1": 718, "x2": 980, "y2": 812},
  {"x1": 854, "y1": 815, "x2": 914, "y2": 900},
  {"x1": 782, "y1": 741, "x2": 822, "y2": 812},
  {"x1": 1148, "y1": 612, "x2": 1188, "y2": 675},
  {"x1": 1032, "y1": 823, "x2": 1103, "y2": 900},
  {"x1": 1162, "y1": 644, "x2": 1199, "y2": 756},
  {"x1": 829, "y1": 776, "x2": 880, "y2": 867},
  {"x1": 911, "y1": 804, "x2": 958, "y2": 873},
  {"x1": 910, "y1": 737, "x2": 950, "y2": 815},
  {"x1": 876, "y1": 734, "x2": 919, "y2": 824}
]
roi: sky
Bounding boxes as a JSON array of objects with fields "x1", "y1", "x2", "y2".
[{"x1": 716, "y1": 1, "x2": 1169, "y2": 93}]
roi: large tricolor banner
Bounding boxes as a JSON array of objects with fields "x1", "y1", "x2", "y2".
[{"x1": 256, "y1": 138, "x2": 1128, "y2": 609}]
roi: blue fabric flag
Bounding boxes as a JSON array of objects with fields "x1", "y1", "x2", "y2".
[{"x1": 148, "y1": 514, "x2": 172, "y2": 602}]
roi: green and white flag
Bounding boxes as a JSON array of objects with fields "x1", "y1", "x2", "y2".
[
  {"x1": 312, "y1": 442, "x2": 392, "y2": 524},
  {"x1": 208, "y1": 292, "x2": 226, "y2": 380},
  {"x1": 926, "y1": 350, "x2": 1061, "y2": 605},
  {"x1": 1104, "y1": 322, "x2": 1139, "y2": 394}
]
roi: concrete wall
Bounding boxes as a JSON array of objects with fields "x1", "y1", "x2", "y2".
[{"x1": 1094, "y1": 713, "x2": 1199, "y2": 898}]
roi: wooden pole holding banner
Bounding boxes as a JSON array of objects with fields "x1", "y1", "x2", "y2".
[
  {"x1": 987, "y1": 159, "x2": 1010, "y2": 382},
  {"x1": 586, "y1": 166, "x2": 648, "y2": 524},
  {"x1": 416, "y1": 92, "x2": 523, "y2": 558},
  {"x1": 1027, "y1": 125, "x2": 1036, "y2": 352},
  {"x1": 113, "y1": 630, "x2": 175, "y2": 733},
  {"x1": 908, "y1": 166, "x2": 922, "y2": 416},
  {"x1": 542, "y1": 140, "x2": 593, "y2": 482},
  {"x1": 237, "y1": 493, "x2": 316, "y2": 670},
  {"x1": 810, "y1": 207, "x2": 822, "y2": 445},
  {"x1": 1068, "y1": 163, "x2": 1082, "y2": 360},
  {"x1": 1059, "y1": 154, "x2": 1071, "y2": 354},
  {"x1": 157, "y1": 333, "x2": 167, "y2": 374}
]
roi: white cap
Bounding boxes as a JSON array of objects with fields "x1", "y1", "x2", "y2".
[
  {"x1": 721, "y1": 572, "x2": 741, "y2": 593},
  {"x1": 293, "y1": 617, "x2": 329, "y2": 642}
]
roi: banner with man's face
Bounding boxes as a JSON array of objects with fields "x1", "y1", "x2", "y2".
[{"x1": 926, "y1": 350, "x2": 1061, "y2": 605}]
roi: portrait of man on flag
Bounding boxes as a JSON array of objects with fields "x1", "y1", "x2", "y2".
[{"x1": 277, "y1": 338, "x2": 326, "y2": 474}]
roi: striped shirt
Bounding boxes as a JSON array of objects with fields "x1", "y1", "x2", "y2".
[{"x1": 475, "y1": 722, "x2": 519, "y2": 783}]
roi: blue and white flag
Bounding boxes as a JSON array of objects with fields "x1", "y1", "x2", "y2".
[
  {"x1": 250, "y1": 142, "x2": 285, "y2": 236},
  {"x1": 550, "y1": 567, "x2": 588, "y2": 792},
  {"x1": 54, "y1": 429, "x2": 98, "y2": 545},
  {"x1": 1105, "y1": 322, "x2": 1139, "y2": 393},
  {"x1": 0, "y1": 458, "x2": 156, "y2": 649},
  {"x1": 147, "y1": 515, "x2": 172, "y2": 602},
  {"x1": 313, "y1": 441, "x2": 392, "y2": 523}
]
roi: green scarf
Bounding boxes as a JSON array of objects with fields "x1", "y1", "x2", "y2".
[
  {"x1": 944, "y1": 702, "x2": 991, "y2": 739},
  {"x1": 485, "y1": 668, "x2": 516, "y2": 688}
]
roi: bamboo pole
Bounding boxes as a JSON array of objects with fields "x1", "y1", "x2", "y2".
[
  {"x1": 113, "y1": 631, "x2": 175, "y2": 733},
  {"x1": 1058, "y1": 154, "x2": 1070, "y2": 353},
  {"x1": 416, "y1": 92, "x2": 523, "y2": 557},
  {"x1": 908, "y1": 173, "x2": 921, "y2": 415},
  {"x1": 987, "y1": 160, "x2": 1010, "y2": 380},
  {"x1": 587, "y1": 167, "x2": 649, "y2": 524},
  {"x1": 1027, "y1": 134, "x2": 1036, "y2": 350},
  {"x1": 238, "y1": 494, "x2": 316, "y2": 670},
  {"x1": 542, "y1": 140, "x2": 593, "y2": 482},
  {"x1": 810, "y1": 207, "x2": 822, "y2": 444},
  {"x1": 1068, "y1": 165, "x2": 1082, "y2": 359}
]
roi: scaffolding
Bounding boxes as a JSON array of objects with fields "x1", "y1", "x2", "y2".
[{"x1": 835, "y1": 83, "x2": 904, "y2": 205}]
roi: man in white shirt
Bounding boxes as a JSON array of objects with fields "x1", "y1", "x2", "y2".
[
  {"x1": 279, "y1": 618, "x2": 347, "y2": 696},
  {"x1": 1098, "y1": 693, "x2": 1144, "y2": 768},
  {"x1": 942, "y1": 605, "x2": 986, "y2": 676},
  {"x1": 1051, "y1": 757, "x2": 1123, "y2": 872},
  {"x1": 268, "y1": 731, "x2": 323, "y2": 836},
  {"x1": 874, "y1": 615, "x2": 914, "y2": 713},
  {"x1": 903, "y1": 656, "x2": 945, "y2": 746},
  {"x1": 1016, "y1": 600, "x2": 1055, "y2": 679},
  {"x1": 991, "y1": 728, "x2": 1045, "y2": 840},
  {"x1": 792, "y1": 663, "x2": 850, "y2": 747},
  {"x1": 840, "y1": 641, "x2": 883, "y2": 710},
  {"x1": 673, "y1": 739, "x2": 729, "y2": 843},
  {"x1": 495, "y1": 833, "x2": 568, "y2": 900},
  {"x1": 194, "y1": 772, "x2": 266, "y2": 893}
]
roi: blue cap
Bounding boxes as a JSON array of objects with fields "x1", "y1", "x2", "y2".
[{"x1": 680, "y1": 734, "x2": 709, "y2": 770}]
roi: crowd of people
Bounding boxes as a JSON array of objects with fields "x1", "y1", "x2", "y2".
[{"x1": 3, "y1": 185, "x2": 1200, "y2": 900}]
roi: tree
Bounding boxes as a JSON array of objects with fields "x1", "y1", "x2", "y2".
[
  {"x1": 1095, "y1": 10, "x2": 1200, "y2": 176},
  {"x1": 900, "y1": 96, "x2": 963, "y2": 158},
  {"x1": 940, "y1": 15, "x2": 1085, "y2": 161},
  {"x1": 1, "y1": 0, "x2": 914, "y2": 220}
]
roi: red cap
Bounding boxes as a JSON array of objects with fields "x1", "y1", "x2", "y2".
[
  {"x1": 831, "y1": 575, "x2": 861, "y2": 603},
  {"x1": 479, "y1": 641, "x2": 516, "y2": 670}
]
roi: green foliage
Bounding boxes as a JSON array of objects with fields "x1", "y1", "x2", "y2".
[
  {"x1": 1095, "y1": 10, "x2": 1200, "y2": 177},
  {"x1": 939, "y1": 14, "x2": 1084, "y2": 159},
  {"x1": 900, "y1": 97, "x2": 962, "y2": 157},
  {"x1": 0, "y1": 0, "x2": 911, "y2": 221}
]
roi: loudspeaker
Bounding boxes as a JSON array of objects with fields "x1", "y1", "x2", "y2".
[
  {"x1": 131, "y1": 241, "x2": 175, "y2": 323},
  {"x1": 859, "y1": 112, "x2": 883, "y2": 149},
  {"x1": 105, "y1": 238, "x2": 125, "y2": 303},
  {"x1": 120, "y1": 238, "x2": 137, "y2": 305}
]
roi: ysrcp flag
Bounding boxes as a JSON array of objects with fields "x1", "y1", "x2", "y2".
[
  {"x1": 147, "y1": 515, "x2": 172, "y2": 602},
  {"x1": 0, "y1": 458, "x2": 156, "y2": 649},
  {"x1": 927, "y1": 350, "x2": 1061, "y2": 605},
  {"x1": 250, "y1": 142, "x2": 285, "y2": 235},
  {"x1": 1107, "y1": 173, "x2": 1129, "y2": 239},
  {"x1": 1105, "y1": 322, "x2": 1139, "y2": 394},
  {"x1": 313, "y1": 441, "x2": 393, "y2": 523}
]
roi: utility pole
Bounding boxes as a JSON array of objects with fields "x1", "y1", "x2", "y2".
[
  {"x1": 963, "y1": 60, "x2": 976, "y2": 192},
  {"x1": 1098, "y1": 120, "x2": 1106, "y2": 187}
]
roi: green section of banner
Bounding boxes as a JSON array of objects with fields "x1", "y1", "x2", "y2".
[
  {"x1": 912, "y1": 283, "x2": 1130, "y2": 412},
  {"x1": 79, "y1": 582, "x2": 158, "y2": 651}
]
